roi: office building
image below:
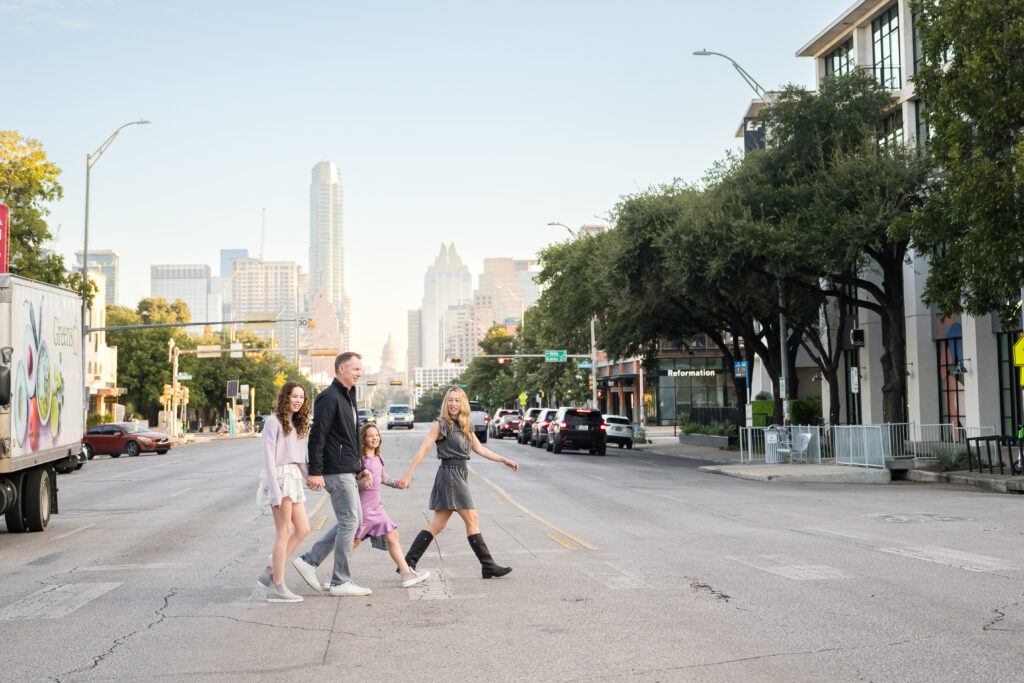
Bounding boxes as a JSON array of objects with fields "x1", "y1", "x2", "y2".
[
  {"x1": 74, "y1": 250, "x2": 119, "y2": 306},
  {"x1": 230, "y1": 257, "x2": 300, "y2": 362},
  {"x1": 420, "y1": 243, "x2": 472, "y2": 368},
  {"x1": 309, "y1": 161, "x2": 348, "y2": 343},
  {"x1": 150, "y1": 264, "x2": 221, "y2": 329}
]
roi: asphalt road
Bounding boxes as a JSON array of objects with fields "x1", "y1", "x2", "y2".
[{"x1": 2, "y1": 425, "x2": 1023, "y2": 682}]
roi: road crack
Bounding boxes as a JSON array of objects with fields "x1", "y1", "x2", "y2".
[
  {"x1": 983, "y1": 601, "x2": 1023, "y2": 632},
  {"x1": 55, "y1": 588, "x2": 176, "y2": 682}
]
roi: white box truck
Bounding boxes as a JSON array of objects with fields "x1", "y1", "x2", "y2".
[{"x1": 0, "y1": 274, "x2": 84, "y2": 532}]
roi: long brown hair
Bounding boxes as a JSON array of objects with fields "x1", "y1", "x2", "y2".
[
  {"x1": 359, "y1": 423, "x2": 381, "y2": 457},
  {"x1": 275, "y1": 381, "x2": 311, "y2": 438},
  {"x1": 440, "y1": 386, "x2": 474, "y2": 439}
]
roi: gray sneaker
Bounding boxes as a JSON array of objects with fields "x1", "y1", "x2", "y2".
[
  {"x1": 266, "y1": 583, "x2": 303, "y2": 603},
  {"x1": 257, "y1": 565, "x2": 272, "y2": 589},
  {"x1": 399, "y1": 568, "x2": 430, "y2": 588},
  {"x1": 292, "y1": 556, "x2": 322, "y2": 592}
]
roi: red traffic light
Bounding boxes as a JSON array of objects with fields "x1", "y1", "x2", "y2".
[{"x1": 497, "y1": 357, "x2": 506, "y2": 364}]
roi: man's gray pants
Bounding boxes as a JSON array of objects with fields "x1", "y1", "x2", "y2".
[{"x1": 302, "y1": 473, "x2": 362, "y2": 587}]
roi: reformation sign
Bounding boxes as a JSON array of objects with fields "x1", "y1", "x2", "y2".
[{"x1": 667, "y1": 369, "x2": 718, "y2": 378}]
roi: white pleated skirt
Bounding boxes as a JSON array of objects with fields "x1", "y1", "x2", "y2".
[{"x1": 257, "y1": 463, "x2": 307, "y2": 506}]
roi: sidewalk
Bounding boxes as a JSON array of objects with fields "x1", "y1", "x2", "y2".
[{"x1": 633, "y1": 425, "x2": 1023, "y2": 492}]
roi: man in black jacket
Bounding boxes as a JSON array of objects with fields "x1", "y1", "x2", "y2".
[{"x1": 292, "y1": 352, "x2": 373, "y2": 597}]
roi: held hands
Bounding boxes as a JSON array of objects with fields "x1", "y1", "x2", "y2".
[
  {"x1": 395, "y1": 476, "x2": 411, "y2": 489},
  {"x1": 357, "y1": 469, "x2": 373, "y2": 490},
  {"x1": 306, "y1": 475, "x2": 325, "y2": 491}
]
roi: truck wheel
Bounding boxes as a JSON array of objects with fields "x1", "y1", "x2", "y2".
[
  {"x1": 125, "y1": 441, "x2": 141, "y2": 457},
  {"x1": 3, "y1": 473, "x2": 27, "y2": 533},
  {"x1": 23, "y1": 469, "x2": 51, "y2": 532},
  {"x1": 83, "y1": 444, "x2": 94, "y2": 460}
]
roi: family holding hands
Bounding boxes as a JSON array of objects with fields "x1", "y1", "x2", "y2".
[{"x1": 256, "y1": 352, "x2": 519, "y2": 603}]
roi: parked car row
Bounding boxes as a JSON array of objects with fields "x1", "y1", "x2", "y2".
[{"x1": 486, "y1": 406, "x2": 638, "y2": 456}]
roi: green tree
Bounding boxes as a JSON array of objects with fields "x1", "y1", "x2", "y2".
[
  {"x1": 909, "y1": 0, "x2": 1024, "y2": 324},
  {"x1": 0, "y1": 131, "x2": 98, "y2": 307}
]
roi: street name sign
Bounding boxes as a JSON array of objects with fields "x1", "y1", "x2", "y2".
[
  {"x1": 576, "y1": 360, "x2": 593, "y2": 369},
  {"x1": 197, "y1": 345, "x2": 222, "y2": 358},
  {"x1": 176, "y1": 373, "x2": 193, "y2": 381},
  {"x1": 545, "y1": 350, "x2": 567, "y2": 363}
]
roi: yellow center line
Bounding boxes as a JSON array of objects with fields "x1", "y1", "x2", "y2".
[
  {"x1": 547, "y1": 533, "x2": 578, "y2": 550},
  {"x1": 470, "y1": 468, "x2": 599, "y2": 550},
  {"x1": 490, "y1": 492, "x2": 504, "y2": 503},
  {"x1": 312, "y1": 515, "x2": 328, "y2": 530}
]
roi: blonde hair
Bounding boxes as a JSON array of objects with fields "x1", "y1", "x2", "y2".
[
  {"x1": 440, "y1": 386, "x2": 474, "y2": 439},
  {"x1": 359, "y1": 423, "x2": 381, "y2": 457}
]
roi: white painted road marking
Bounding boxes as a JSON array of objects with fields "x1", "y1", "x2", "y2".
[
  {"x1": 729, "y1": 555, "x2": 853, "y2": 580},
  {"x1": 78, "y1": 563, "x2": 185, "y2": 571},
  {"x1": 54, "y1": 523, "x2": 96, "y2": 539},
  {"x1": 0, "y1": 583, "x2": 121, "y2": 620},
  {"x1": 878, "y1": 546, "x2": 1011, "y2": 573},
  {"x1": 581, "y1": 562, "x2": 646, "y2": 590}
]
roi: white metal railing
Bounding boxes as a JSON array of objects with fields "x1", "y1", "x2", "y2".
[
  {"x1": 833, "y1": 425, "x2": 886, "y2": 468},
  {"x1": 739, "y1": 425, "x2": 830, "y2": 464},
  {"x1": 880, "y1": 422, "x2": 914, "y2": 459}
]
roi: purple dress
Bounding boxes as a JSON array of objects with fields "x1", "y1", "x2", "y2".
[{"x1": 355, "y1": 456, "x2": 397, "y2": 543}]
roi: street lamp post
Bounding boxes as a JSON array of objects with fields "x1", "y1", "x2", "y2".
[
  {"x1": 81, "y1": 119, "x2": 150, "y2": 418},
  {"x1": 693, "y1": 49, "x2": 790, "y2": 424},
  {"x1": 547, "y1": 221, "x2": 599, "y2": 408}
]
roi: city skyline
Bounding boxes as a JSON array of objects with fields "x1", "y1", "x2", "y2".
[{"x1": 3, "y1": 1, "x2": 841, "y2": 363}]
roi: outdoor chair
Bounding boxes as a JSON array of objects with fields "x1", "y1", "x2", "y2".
[{"x1": 778, "y1": 432, "x2": 812, "y2": 463}]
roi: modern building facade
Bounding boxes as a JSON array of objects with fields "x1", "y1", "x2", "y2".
[
  {"x1": 406, "y1": 308, "x2": 421, "y2": 386},
  {"x1": 420, "y1": 244, "x2": 472, "y2": 369},
  {"x1": 150, "y1": 264, "x2": 221, "y2": 329},
  {"x1": 230, "y1": 257, "x2": 300, "y2": 362},
  {"x1": 413, "y1": 366, "x2": 464, "y2": 403},
  {"x1": 309, "y1": 162, "x2": 348, "y2": 345},
  {"x1": 297, "y1": 289, "x2": 343, "y2": 384},
  {"x1": 791, "y1": 0, "x2": 1022, "y2": 435},
  {"x1": 74, "y1": 250, "x2": 119, "y2": 306},
  {"x1": 83, "y1": 270, "x2": 122, "y2": 419}
]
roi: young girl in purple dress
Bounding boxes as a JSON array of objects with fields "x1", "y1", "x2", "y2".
[{"x1": 353, "y1": 423, "x2": 430, "y2": 588}]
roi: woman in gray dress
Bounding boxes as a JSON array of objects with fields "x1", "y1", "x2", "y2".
[{"x1": 395, "y1": 386, "x2": 519, "y2": 578}]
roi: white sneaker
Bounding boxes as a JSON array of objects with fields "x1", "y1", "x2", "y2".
[
  {"x1": 292, "y1": 557, "x2": 322, "y2": 593},
  {"x1": 327, "y1": 581, "x2": 372, "y2": 597},
  {"x1": 267, "y1": 583, "x2": 303, "y2": 603},
  {"x1": 399, "y1": 568, "x2": 430, "y2": 588}
]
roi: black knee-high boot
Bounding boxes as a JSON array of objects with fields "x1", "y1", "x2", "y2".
[
  {"x1": 404, "y1": 530, "x2": 434, "y2": 570},
  {"x1": 467, "y1": 533, "x2": 512, "y2": 579}
]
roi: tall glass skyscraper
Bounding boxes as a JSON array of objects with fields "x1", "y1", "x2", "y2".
[{"x1": 309, "y1": 162, "x2": 346, "y2": 342}]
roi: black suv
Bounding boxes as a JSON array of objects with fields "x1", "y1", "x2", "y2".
[
  {"x1": 548, "y1": 407, "x2": 606, "y2": 455},
  {"x1": 531, "y1": 409, "x2": 558, "y2": 448},
  {"x1": 518, "y1": 408, "x2": 543, "y2": 444}
]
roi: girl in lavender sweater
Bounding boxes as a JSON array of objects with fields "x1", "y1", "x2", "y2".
[{"x1": 256, "y1": 382, "x2": 312, "y2": 602}]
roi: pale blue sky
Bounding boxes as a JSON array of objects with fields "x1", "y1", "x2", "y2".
[{"x1": 4, "y1": 0, "x2": 842, "y2": 368}]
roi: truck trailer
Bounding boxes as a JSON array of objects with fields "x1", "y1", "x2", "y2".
[{"x1": 0, "y1": 274, "x2": 85, "y2": 532}]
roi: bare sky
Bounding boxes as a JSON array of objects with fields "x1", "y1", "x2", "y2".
[{"x1": 3, "y1": 0, "x2": 845, "y2": 371}]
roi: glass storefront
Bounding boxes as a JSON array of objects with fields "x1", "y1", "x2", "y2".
[{"x1": 654, "y1": 357, "x2": 732, "y2": 426}]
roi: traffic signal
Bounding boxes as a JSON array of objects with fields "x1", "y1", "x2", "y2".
[
  {"x1": 308, "y1": 319, "x2": 316, "y2": 328},
  {"x1": 182, "y1": 387, "x2": 190, "y2": 404},
  {"x1": 589, "y1": 375, "x2": 594, "y2": 390},
  {"x1": 497, "y1": 357, "x2": 506, "y2": 364},
  {"x1": 444, "y1": 357, "x2": 462, "y2": 364},
  {"x1": 415, "y1": 382, "x2": 422, "y2": 387}
]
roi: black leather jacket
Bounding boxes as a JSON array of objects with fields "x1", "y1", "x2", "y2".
[{"x1": 307, "y1": 379, "x2": 362, "y2": 476}]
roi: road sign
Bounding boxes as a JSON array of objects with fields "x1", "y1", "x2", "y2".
[
  {"x1": 240, "y1": 384, "x2": 250, "y2": 397},
  {"x1": 734, "y1": 360, "x2": 748, "y2": 378},
  {"x1": 458, "y1": 383, "x2": 468, "y2": 388},
  {"x1": 576, "y1": 361, "x2": 593, "y2": 369},
  {"x1": 389, "y1": 380, "x2": 403, "y2": 386},
  {"x1": 518, "y1": 391, "x2": 528, "y2": 406},
  {"x1": 197, "y1": 344, "x2": 222, "y2": 358},
  {"x1": 366, "y1": 381, "x2": 377, "y2": 386},
  {"x1": 296, "y1": 314, "x2": 309, "y2": 328},
  {"x1": 176, "y1": 372, "x2": 193, "y2": 381},
  {"x1": 1013, "y1": 335, "x2": 1024, "y2": 386},
  {"x1": 544, "y1": 350, "x2": 567, "y2": 363},
  {"x1": 230, "y1": 342, "x2": 243, "y2": 359}
]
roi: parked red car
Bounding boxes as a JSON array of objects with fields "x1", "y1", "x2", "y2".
[{"x1": 82, "y1": 422, "x2": 172, "y2": 459}]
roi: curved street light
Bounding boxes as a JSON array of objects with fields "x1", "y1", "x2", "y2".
[
  {"x1": 693, "y1": 49, "x2": 769, "y2": 101},
  {"x1": 82, "y1": 119, "x2": 150, "y2": 416},
  {"x1": 546, "y1": 221, "x2": 578, "y2": 239}
]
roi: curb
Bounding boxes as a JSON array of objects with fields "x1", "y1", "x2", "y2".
[
  {"x1": 698, "y1": 464, "x2": 891, "y2": 485},
  {"x1": 908, "y1": 469, "x2": 1024, "y2": 494}
]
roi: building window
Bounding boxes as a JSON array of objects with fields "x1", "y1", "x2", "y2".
[
  {"x1": 936, "y1": 336, "x2": 965, "y2": 434},
  {"x1": 997, "y1": 331, "x2": 1024, "y2": 436},
  {"x1": 824, "y1": 38, "x2": 854, "y2": 77},
  {"x1": 872, "y1": 5, "x2": 901, "y2": 89},
  {"x1": 914, "y1": 100, "x2": 930, "y2": 149},
  {"x1": 880, "y1": 108, "x2": 904, "y2": 149}
]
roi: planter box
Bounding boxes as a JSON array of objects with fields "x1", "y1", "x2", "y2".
[{"x1": 678, "y1": 433, "x2": 730, "y2": 449}]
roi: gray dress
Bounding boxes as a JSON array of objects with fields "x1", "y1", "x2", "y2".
[{"x1": 428, "y1": 418, "x2": 475, "y2": 510}]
